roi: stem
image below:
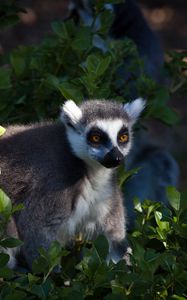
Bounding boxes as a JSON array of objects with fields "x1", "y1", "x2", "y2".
[{"x1": 170, "y1": 77, "x2": 186, "y2": 94}]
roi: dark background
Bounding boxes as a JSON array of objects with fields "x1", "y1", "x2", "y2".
[
  {"x1": 1, "y1": 1, "x2": 187, "y2": 51},
  {"x1": 0, "y1": 0, "x2": 187, "y2": 190}
]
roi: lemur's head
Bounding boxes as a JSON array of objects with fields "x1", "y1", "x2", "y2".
[{"x1": 61, "y1": 99, "x2": 145, "y2": 169}]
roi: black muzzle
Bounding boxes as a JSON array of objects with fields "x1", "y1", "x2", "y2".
[{"x1": 100, "y1": 147, "x2": 124, "y2": 168}]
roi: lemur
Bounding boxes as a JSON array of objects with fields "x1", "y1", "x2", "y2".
[{"x1": 0, "y1": 99, "x2": 145, "y2": 269}]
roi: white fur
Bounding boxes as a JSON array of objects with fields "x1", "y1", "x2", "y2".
[
  {"x1": 7, "y1": 248, "x2": 18, "y2": 268},
  {"x1": 59, "y1": 168, "x2": 112, "y2": 241},
  {"x1": 61, "y1": 100, "x2": 82, "y2": 125},
  {"x1": 123, "y1": 98, "x2": 146, "y2": 124},
  {"x1": 93, "y1": 119, "x2": 125, "y2": 147},
  {"x1": 1, "y1": 247, "x2": 19, "y2": 269},
  {"x1": 65, "y1": 128, "x2": 88, "y2": 162}
]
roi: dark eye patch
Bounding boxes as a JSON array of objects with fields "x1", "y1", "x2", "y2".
[
  {"x1": 117, "y1": 126, "x2": 129, "y2": 145},
  {"x1": 87, "y1": 127, "x2": 109, "y2": 145}
]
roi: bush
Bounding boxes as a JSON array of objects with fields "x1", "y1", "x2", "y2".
[
  {"x1": 0, "y1": 186, "x2": 187, "y2": 299},
  {"x1": 0, "y1": 0, "x2": 184, "y2": 125}
]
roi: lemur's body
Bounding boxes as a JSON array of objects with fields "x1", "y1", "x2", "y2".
[{"x1": 0, "y1": 99, "x2": 145, "y2": 269}]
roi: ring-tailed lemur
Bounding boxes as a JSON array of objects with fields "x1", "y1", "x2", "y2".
[
  {"x1": 66, "y1": 1, "x2": 179, "y2": 231},
  {"x1": 0, "y1": 99, "x2": 145, "y2": 269}
]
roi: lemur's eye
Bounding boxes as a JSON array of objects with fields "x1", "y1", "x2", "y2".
[
  {"x1": 89, "y1": 135, "x2": 101, "y2": 143},
  {"x1": 118, "y1": 134, "x2": 128, "y2": 143}
]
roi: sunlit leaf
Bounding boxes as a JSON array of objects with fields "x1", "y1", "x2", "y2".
[
  {"x1": 133, "y1": 197, "x2": 143, "y2": 213},
  {"x1": 0, "y1": 189, "x2": 12, "y2": 217},
  {"x1": 0, "y1": 125, "x2": 6, "y2": 136},
  {"x1": 167, "y1": 186, "x2": 181, "y2": 211}
]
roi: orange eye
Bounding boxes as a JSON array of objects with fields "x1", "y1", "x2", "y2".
[
  {"x1": 119, "y1": 134, "x2": 128, "y2": 143},
  {"x1": 90, "y1": 135, "x2": 101, "y2": 143}
]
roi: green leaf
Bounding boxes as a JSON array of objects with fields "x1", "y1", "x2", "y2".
[
  {"x1": 11, "y1": 203, "x2": 24, "y2": 214},
  {"x1": 52, "y1": 21, "x2": 69, "y2": 39},
  {"x1": 30, "y1": 281, "x2": 52, "y2": 299},
  {"x1": 0, "y1": 253, "x2": 9, "y2": 268},
  {"x1": 0, "y1": 266, "x2": 14, "y2": 279},
  {"x1": 156, "y1": 227, "x2": 167, "y2": 242},
  {"x1": 52, "y1": 20, "x2": 76, "y2": 40},
  {"x1": 167, "y1": 186, "x2": 181, "y2": 211},
  {"x1": 155, "y1": 106, "x2": 180, "y2": 125},
  {"x1": 155, "y1": 87, "x2": 170, "y2": 104},
  {"x1": 0, "y1": 125, "x2": 6, "y2": 136},
  {"x1": 48, "y1": 241, "x2": 68, "y2": 268},
  {"x1": 147, "y1": 204, "x2": 157, "y2": 219},
  {"x1": 154, "y1": 211, "x2": 162, "y2": 225},
  {"x1": 58, "y1": 82, "x2": 83, "y2": 102},
  {"x1": 32, "y1": 255, "x2": 49, "y2": 275},
  {"x1": 61, "y1": 288, "x2": 84, "y2": 300},
  {"x1": 10, "y1": 48, "x2": 27, "y2": 76},
  {"x1": 99, "y1": 10, "x2": 115, "y2": 35},
  {"x1": 0, "y1": 68, "x2": 12, "y2": 89},
  {"x1": 92, "y1": 82, "x2": 111, "y2": 98},
  {"x1": 172, "y1": 295, "x2": 187, "y2": 300},
  {"x1": 118, "y1": 167, "x2": 140, "y2": 188},
  {"x1": 46, "y1": 74, "x2": 60, "y2": 89},
  {"x1": 49, "y1": 241, "x2": 69, "y2": 258},
  {"x1": 28, "y1": 272, "x2": 40, "y2": 284},
  {"x1": 155, "y1": 211, "x2": 170, "y2": 231},
  {"x1": 1, "y1": 289, "x2": 26, "y2": 300},
  {"x1": 131, "y1": 239, "x2": 145, "y2": 263},
  {"x1": 0, "y1": 237, "x2": 23, "y2": 248},
  {"x1": 86, "y1": 54, "x2": 111, "y2": 78},
  {"x1": 0, "y1": 189, "x2": 12, "y2": 217},
  {"x1": 72, "y1": 27, "x2": 92, "y2": 51},
  {"x1": 93, "y1": 235, "x2": 109, "y2": 260},
  {"x1": 133, "y1": 197, "x2": 143, "y2": 213}
]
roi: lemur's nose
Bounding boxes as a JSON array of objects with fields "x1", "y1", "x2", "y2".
[{"x1": 101, "y1": 147, "x2": 124, "y2": 168}]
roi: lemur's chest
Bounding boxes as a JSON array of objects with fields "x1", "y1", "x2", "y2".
[{"x1": 67, "y1": 170, "x2": 113, "y2": 237}]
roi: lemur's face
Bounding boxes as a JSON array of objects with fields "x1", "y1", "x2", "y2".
[
  {"x1": 85, "y1": 119, "x2": 130, "y2": 168},
  {"x1": 61, "y1": 99, "x2": 145, "y2": 169}
]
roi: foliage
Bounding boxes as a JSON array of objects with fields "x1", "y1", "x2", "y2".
[
  {"x1": 0, "y1": 186, "x2": 187, "y2": 299},
  {"x1": 0, "y1": 0, "x2": 183, "y2": 124},
  {"x1": 165, "y1": 51, "x2": 187, "y2": 95}
]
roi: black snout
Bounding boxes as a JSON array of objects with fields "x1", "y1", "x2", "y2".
[{"x1": 101, "y1": 147, "x2": 124, "y2": 168}]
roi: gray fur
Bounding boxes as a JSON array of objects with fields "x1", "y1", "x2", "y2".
[
  {"x1": 80, "y1": 100, "x2": 130, "y2": 124},
  {"x1": 0, "y1": 99, "x2": 144, "y2": 269}
]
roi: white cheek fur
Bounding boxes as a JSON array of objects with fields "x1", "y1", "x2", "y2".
[{"x1": 66, "y1": 129, "x2": 87, "y2": 160}]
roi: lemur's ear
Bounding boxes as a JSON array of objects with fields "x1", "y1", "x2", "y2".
[
  {"x1": 60, "y1": 100, "x2": 82, "y2": 127},
  {"x1": 123, "y1": 98, "x2": 146, "y2": 125}
]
